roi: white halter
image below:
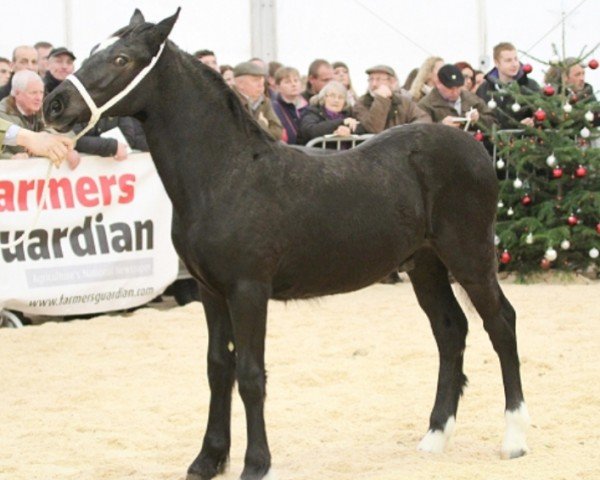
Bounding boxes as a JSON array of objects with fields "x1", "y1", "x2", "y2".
[{"x1": 66, "y1": 40, "x2": 167, "y2": 140}]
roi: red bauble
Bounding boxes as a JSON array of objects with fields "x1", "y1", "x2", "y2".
[
  {"x1": 521, "y1": 194, "x2": 532, "y2": 206},
  {"x1": 569, "y1": 94, "x2": 578, "y2": 104},
  {"x1": 500, "y1": 250, "x2": 511, "y2": 264},
  {"x1": 540, "y1": 258, "x2": 551, "y2": 270},
  {"x1": 543, "y1": 84, "x2": 555, "y2": 96},
  {"x1": 589, "y1": 59, "x2": 599, "y2": 70},
  {"x1": 534, "y1": 109, "x2": 547, "y2": 122},
  {"x1": 522, "y1": 63, "x2": 533, "y2": 74},
  {"x1": 596, "y1": 223, "x2": 600, "y2": 234},
  {"x1": 567, "y1": 215, "x2": 578, "y2": 226},
  {"x1": 575, "y1": 165, "x2": 587, "y2": 178},
  {"x1": 474, "y1": 130, "x2": 484, "y2": 142},
  {"x1": 552, "y1": 166, "x2": 563, "y2": 179}
]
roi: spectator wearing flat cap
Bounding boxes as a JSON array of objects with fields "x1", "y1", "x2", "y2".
[
  {"x1": 233, "y1": 61, "x2": 283, "y2": 140},
  {"x1": 353, "y1": 64, "x2": 431, "y2": 134},
  {"x1": 418, "y1": 64, "x2": 495, "y2": 131},
  {"x1": 44, "y1": 47, "x2": 76, "y2": 96}
]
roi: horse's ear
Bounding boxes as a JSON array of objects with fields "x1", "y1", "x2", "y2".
[
  {"x1": 154, "y1": 7, "x2": 181, "y2": 41},
  {"x1": 130, "y1": 9, "x2": 145, "y2": 27}
]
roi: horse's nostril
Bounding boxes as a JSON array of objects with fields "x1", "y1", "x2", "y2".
[{"x1": 50, "y1": 99, "x2": 64, "y2": 117}]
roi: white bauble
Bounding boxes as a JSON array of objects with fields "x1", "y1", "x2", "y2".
[
  {"x1": 590, "y1": 248, "x2": 600, "y2": 259},
  {"x1": 496, "y1": 159, "x2": 505, "y2": 169},
  {"x1": 494, "y1": 235, "x2": 500, "y2": 246},
  {"x1": 580, "y1": 127, "x2": 591, "y2": 138},
  {"x1": 546, "y1": 153, "x2": 556, "y2": 166},
  {"x1": 526, "y1": 233, "x2": 534, "y2": 244},
  {"x1": 563, "y1": 103, "x2": 573, "y2": 113},
  {"x1": 488, "y1": 99, "x2": 497, "y2": 109},
  {"x1": 511, "y1": 102, "x2": 521, "y2": 112},
  {"x1": 560, "y1": 239, "x2": 571, "y2": 250},
  {"x1": 497, "y1": 200, "x2": 504, "y2": 208},
  {"x1": 584, "y1": 110, "x2": 594, "y2": 122},
  {"x1": 507, "y1": 207, "x2": 514, "y2": 216},
  {"x1": 549, "y1": 55, "x2": 560, "y2": 65},
  {"x1": 513, "y1": 178, "x2": 523, "y2": 189},
  {"x1": 544, "y1": 247, "x2": 558, "y2": 261}
]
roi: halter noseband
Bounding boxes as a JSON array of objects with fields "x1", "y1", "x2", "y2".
[{"x1": 65, "y1": 40, "x2": 167, "y2": 140}]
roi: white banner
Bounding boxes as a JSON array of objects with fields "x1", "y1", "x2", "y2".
[{"x1": 0, "y1": 153, "x2": 179, "y2": 315}]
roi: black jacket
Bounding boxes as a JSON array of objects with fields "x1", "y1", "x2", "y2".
[
  {"x1": 476, "y1": 66, "x2": 539, "y2": 129},
  {"x1": 297, "y1": 105, "x2": 365, "y2": 146}
]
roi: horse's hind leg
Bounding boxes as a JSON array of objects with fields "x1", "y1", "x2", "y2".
[
  {"x1": 437, "y1": 243, "x2": 529, "y2": 459},
  {"x1": 408, "y1": 248, "x2": 468, "y2": 453},
  {"x1": 188, "y1": 288, "x2": 236, "y2": 480}
]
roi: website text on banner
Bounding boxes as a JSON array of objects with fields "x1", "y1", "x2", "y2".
[{"x1": 0, "y1": 153, "x2": 179, "y2": 316}]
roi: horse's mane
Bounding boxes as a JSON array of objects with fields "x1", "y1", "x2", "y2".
[{"x1": 171, "y1": 46, "x2": 276, "y2": 145}]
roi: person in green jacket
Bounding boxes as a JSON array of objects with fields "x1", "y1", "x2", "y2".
[{"x1": 0, "y1": 116, "x2": 73, "y2": 165}]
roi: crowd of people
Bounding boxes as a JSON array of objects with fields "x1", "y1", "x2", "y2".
[
  {"x1": 0, "y1": 39, "x2": 596, "y2": 162},
  {"x1": 192, "y1": 42, "x2": 596, "y2": 149}
]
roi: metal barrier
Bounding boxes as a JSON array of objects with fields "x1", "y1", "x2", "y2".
[
  {"x1": 305, "y1": 134, "x2": 375, "y2": 150},
  {"x1": 0, "y1": 309, "x2": 24, "y2": 328}
]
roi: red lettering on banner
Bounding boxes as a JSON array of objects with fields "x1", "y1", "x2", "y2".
[
  {"x1": 0, "y1": 173, "x2": 137, "y2": 212},
  {"x1": 18, "y1": 180, "x2": 36, "y2": 211},
  {"x1": 77, "y1": 177, "x2": 100, "y2": 207},
  {"x1": 99, "y1": 175, "x2": 117, "y2": 204},
  {"x1": 0, "y1": 180, "x2": 15, "y2": 212},
  {"x1": 118, "y1": 174, "x2": 135, "y2": 204}
]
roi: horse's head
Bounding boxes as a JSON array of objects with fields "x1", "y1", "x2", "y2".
[{"x1": 44, "y1": 8, "x2": 179, "y2": 132}]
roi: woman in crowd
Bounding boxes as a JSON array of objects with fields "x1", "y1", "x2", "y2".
[
  {"x1": 455, "y1": 61, "x2": 476, "y2": 92},
  {"x1": 297, "y1": 80, "x2": 364, "y2": 146},
  {"x1": 219, "y1": 64, "x2": 235, "y2": 87},
  {"x1": 332, "y1": 61, "x2": 358, "y2": 107},
  {"x1": 409, "y1": 56, "x2": 444, "y2": 101},
  {"x1": 472, "y1": 69, "x2": 485, "y2": 93}
]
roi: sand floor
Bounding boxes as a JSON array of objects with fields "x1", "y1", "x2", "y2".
[{"x1": 1, "y1": 281, "x2": 599, "y2": 480}]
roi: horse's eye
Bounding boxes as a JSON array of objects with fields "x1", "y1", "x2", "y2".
[{"x1": 114, "y1": 55, "x2": 128, "y2": 67}]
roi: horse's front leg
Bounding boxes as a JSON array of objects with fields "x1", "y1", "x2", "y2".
[
  {"x1": 187, "y1": 287, "x2": 236, "y2": 480},
  {"x1": 228, "y1": 280, "x2": 272, "y2": 480}
]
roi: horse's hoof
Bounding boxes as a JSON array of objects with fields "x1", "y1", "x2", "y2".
[
  {"x1": 187, "y1": 455, "x2": 229, "y2": 480},
  {"x1": 501, "y1": 402, "x2": 530, "y2": 459},
  {"x1": 417, "y1": 416, "x2": 455, "y2": 453},
  {"x1": 240, "y1": 467, "x2": 276, "y2": 480},
  {"x1": 500, "y1": 447, "x2": 528, "y2": 459}
]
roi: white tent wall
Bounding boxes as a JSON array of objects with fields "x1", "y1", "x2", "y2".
[{"x1": 0, "y1": 0, "x2": 597, "y2": 96}]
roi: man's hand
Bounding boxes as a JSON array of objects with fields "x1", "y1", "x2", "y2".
[
  {"x1": 520, "y1": 117, "x2": 535, "y2": 127},
  {"x1": 466, "y1": 109, "x2": 480, "y2": 123},
  {"x1": 66, "y1": 150, "x2": 81, "y2": 169},
  {"x1": 441, "y1": 116, "x2": 461, "y2": 128},
  {"x1": 373, "y1": 85, "x2": 393, "y2": 99},
  {"x1": 114, "y1": 142, "x2": 128, "y2": 161},
  {"x1": 16, "y1": 130, "x2": 74, "y2": 166}
]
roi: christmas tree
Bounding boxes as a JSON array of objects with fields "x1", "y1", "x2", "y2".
[{"x1": 488, "y1": 49, "x2": 599, "y2": 278}]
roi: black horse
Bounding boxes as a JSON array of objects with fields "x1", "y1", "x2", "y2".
[{"x1": 44, "y1": 9, "x2": 530, "y2": 480}]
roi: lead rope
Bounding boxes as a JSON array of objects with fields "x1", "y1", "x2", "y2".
[{"x1": 2, "y1": 40, "x2": 167, "y2": 249}]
